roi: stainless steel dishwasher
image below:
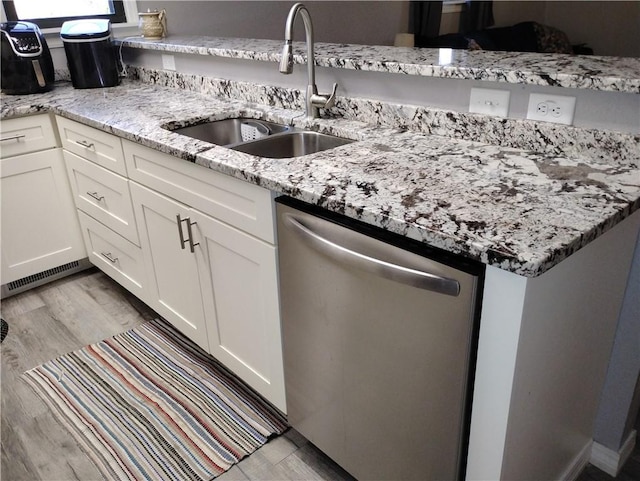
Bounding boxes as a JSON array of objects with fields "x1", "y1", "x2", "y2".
[{"x1": 276, "y1": 197, "x2": 483, "y2": 481}]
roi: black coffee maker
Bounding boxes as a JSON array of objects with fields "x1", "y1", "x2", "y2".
[{"x1": 1, "y1": 21, "x2": 55, "y2": 95}]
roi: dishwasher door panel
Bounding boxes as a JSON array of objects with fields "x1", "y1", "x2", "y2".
[{"x1": 277, "y1": 201, "x2": 480, "y2": 481}]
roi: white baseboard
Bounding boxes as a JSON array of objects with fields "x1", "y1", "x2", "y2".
[
  {"x1": 590, "y1": 429, "x2": 637, "y2": 477},
  {"x1": 561, "y1": 441, "x2": 593, "y2": 481}
]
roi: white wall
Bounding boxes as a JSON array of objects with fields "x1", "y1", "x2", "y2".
[
  {"x1": 501, "y1": 211, "x2": 640, "y2": 479},
  {"x1": 593, "y1": 231, "x2": 640, "y2": 451},
  {"x1": 468, "y1": 211, "x2": 640, "y2": 480},
  {"x1": 137, "y1": 0, "x2": 409, "y2": 46}
]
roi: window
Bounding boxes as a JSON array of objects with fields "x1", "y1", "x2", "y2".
[
  {"x1": 442, "y1": 0, "x2": 466, "y2": 14},
  {"x1": 2, "y1": 0, "x2": 127, "y2": 29}
]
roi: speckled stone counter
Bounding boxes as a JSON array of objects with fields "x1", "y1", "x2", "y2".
[
  {"x1": 119, "y1": 36, "x2": 640, "y2": 93},
  {"x1": 2, "y1": 80, "x2": 639, "y2": 277}
]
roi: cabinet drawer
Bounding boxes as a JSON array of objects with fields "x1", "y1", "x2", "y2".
[
  {"x1": 56, "y1": 116, "x2": 126, "y2": 176},
  {"x1": 0, "y1": 115, "x2": 58, "y2": 157},
  {"x1": 78, "y1": 210, "x2": 147, "y2": 300},
  {"x1": 65, "y1": 151, "x2": 139, "y2": 244},
  {"x1": 123, "y1": 140, "x2": 275, "y2": 243}
]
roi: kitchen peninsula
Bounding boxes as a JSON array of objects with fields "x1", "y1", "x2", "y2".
[{"x1": 2, "y1": 36, "x2": 639, "y2": 480}]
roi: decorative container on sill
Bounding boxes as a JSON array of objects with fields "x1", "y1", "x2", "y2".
[{"x1": 138, "y1": 9, "x2": 166, "y2": 40}]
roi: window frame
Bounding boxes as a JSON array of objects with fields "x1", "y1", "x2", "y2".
[{"x1": 2, "y1": 0, "x2": 128, "y2": 29}]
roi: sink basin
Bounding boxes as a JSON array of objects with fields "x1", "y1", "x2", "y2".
[
  {"x1": 231, "y1": 131, "x2": 354, "y2": 158},
  {"x1": 170, "y1": 118, "x2": 290, "y2": 146},
  {"x1": 168, "y1": 118, "x2": 355, "y2": 158}
]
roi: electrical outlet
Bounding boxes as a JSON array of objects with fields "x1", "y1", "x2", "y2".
[
  {"x1": 161, "y1": 54, "x2": 176, "y2": 71},
  {"x1": 526, "y1": 93, "x2": 576, "y2": 125},
  {"x1": 469, "y1": 88, "x2": 510, "y2": 117}
]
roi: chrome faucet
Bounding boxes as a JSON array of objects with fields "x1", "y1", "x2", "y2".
[{"x1": 279, "y1": 2, "x2": 338, "y2": 119}]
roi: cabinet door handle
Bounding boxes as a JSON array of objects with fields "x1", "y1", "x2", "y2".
[
  {"x1": 185, "y1": 219, "x2": 199, "y2": 253},
  {"x1": 0, "y1": 134, "x2": 26, "y2": 142},
  {"x1": 176, "y1": 214, "x2": 199, "y2": 253},
  {"x1": 176, "y1": 214, "x2": 188, "y2": 250},
  {"x1": 74, "y1": 139, "x2": 95, "y2": 149},
  {"x1": 87, "y1": 191, "x2": 104, "y2": 202},
  {"x1": 101, "y1": 252, "x2": 118, "y2": 264}
]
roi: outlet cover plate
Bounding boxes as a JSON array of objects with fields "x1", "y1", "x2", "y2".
[
  {"x1": 469, "y1": 88, "x2": 510, "y2": 117},
  {"x1": 162, "y1": 54, "x2": 176, "y2": 71},
  {"x1": 526, "y1": 93, "x2": 576, "y2": 125}
]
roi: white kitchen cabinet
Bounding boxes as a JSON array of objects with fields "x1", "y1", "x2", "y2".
[
  {"x1": 50, "y1": 117, "x2": 286, "y2": 411},
  {"x1": 123, "y1": 140, "x2": 275, "y2": 243},
  {"x1": 125, "y1": 142, "x2": 286, "y2": 412},
  {"x1": 0, "y1": 114, "x2": 58, "y2": 157},
  {"x1": 57, "y1": 116, "x2": 127, "y2": 176},
  {"x1": 130, "y1": 182, "x2": 210, "y2": 351},
  {"x1": 57, "y1": 116, "x2": 147, "y2": 303},
  {"x1": 77, "y1": 210, "x2": 147, "y2": 301},
  {"x1": 65, "y1": 151, "x2": 139, "y2": 244},
  {"x1": 1, "y1": 115, "x2": 86, "y2": 286},
  {"x1": 191, "y1": 208, "x2": 285, "y2": 411}
]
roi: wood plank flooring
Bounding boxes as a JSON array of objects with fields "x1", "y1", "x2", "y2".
[
  {"x1": 1, "y1": 268, "x2": 637, "y2": 481},
  {"x1": 1, "y1": 269, "x2": 156, "y2": 481},
  {"x1": 0, "y1": 269, "x2": 354, "y2": 481}
]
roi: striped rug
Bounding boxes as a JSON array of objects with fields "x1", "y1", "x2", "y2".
[{"x1": 23, "y1": 318, "x2": 288, "y2": 481}]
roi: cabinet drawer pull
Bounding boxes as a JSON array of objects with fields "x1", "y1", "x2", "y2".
[
  {"x1": 176, "y1": 214, "x2": 199, "y2": 253},
  {"x1": 74, "y1": 139, "x2": 95, "y2": 149},
  {"x1": 87, "y1": 191, "x2": 105, "y2": 202},
  {"x1": 101, "y1": 252, "x2": 118, "y2": 264},
  {"x1": 176, "y1": 214, "x2": 188, "y2": 250},
  {"x1": 0, "y1": 134, "x2": 26, "y2": 142},
  {"x1": 186, "y1": 219, "x2": 199, "y2": 253}
]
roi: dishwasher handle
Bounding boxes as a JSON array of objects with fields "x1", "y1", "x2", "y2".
[{"x1": 283, "y1": 213, "x2": 460, "y2": 296}]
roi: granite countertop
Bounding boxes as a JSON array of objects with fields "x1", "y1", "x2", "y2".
[
  {"x1": 119, "y1": 36, "x2": 640, "y2": 94},
  {"x1": 2, "y1": 80, "x2": 639, "y2": 277}
]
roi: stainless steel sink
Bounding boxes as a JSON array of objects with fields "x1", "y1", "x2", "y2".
[
  {"x1": 171, "y1": 118, "x2": 290, "y2": 146},
  {"x1": 232, "y1": 131, "x2": 354, "y2": 158},
  {"x1": 168, "y1": 118, "x2": 355, "y2": 158}
]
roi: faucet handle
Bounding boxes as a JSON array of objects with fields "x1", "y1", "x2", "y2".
[
  {"x1": 311, "y1": 83, "x2": 338, "y2": 110},
  {"x1": 324, "y1": 83, "x2": 338, "y2": 109}
]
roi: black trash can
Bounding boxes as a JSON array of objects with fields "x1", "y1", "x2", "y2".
[{"x1": 61, "y1": 19, "x2": 119, "y2": 89}]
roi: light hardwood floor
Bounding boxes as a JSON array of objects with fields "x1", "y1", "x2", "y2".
[
  {"x1": 0, "y1": 269, "x2": 354, "y2": 481},
  {"x1": 1, "y1": 268, "x2": 636, "y2": 481}
]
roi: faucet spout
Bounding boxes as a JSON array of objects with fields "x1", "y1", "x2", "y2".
[
  {"x1": 280, "y1": 2, "x2": 336, "y2": 119},
  {"x1": 279, "y1": 41, "x2": 294, "y2": 74}
]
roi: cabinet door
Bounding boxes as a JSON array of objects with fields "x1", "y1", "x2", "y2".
[
  {"x1": 1, "y1": 149, "x2": 86, "y2": 284},
  {"x1": 123, "y1": 140, "x2": 276, "y2": 243},
  {"x1": 191, "y1": 209, "x2": 286, "y2": 412},
  {"x1": 130, "y1": 182, "x2": 209, "y2": 351}
]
